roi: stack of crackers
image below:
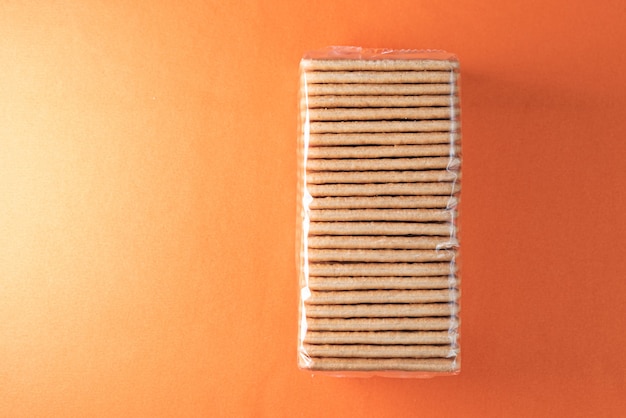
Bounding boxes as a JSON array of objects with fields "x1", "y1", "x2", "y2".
[{"x1": 297, "y1": 49, "x2": 461, "y2": 376}]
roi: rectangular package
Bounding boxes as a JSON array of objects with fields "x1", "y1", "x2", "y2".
[{"x1": 297, "y1": 47, "x2": 461, "y2": 377}]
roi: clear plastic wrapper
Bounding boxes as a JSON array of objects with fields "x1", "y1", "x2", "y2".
[{"x1": 297, "y1": 47, "x2": 461, "y2": 377}]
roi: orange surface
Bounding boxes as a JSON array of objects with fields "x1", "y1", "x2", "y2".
[{"x1": 1, "y1": 1, "x2": 625, "y2": 417}]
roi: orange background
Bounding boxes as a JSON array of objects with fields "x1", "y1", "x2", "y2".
[{"x1": 1, "y1": 1, "x2": 625, "y2": 417}]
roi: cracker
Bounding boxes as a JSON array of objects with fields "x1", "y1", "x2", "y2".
[
  {"x1": 303, "y1": 83, "x2": 453, "y2": 96},
  {"x1": 307, "y1": 235, "x2": 457, "y2": 249},
  {"x1": 305, "y1": 289, "x2": 458, "y2": 304},
  {"x1": 307, "y1": 132, "x2": 460, "y2": 146},
  {"x1": 306, "y1": 107, "x2": 454, "y2": 122},
  {"x1": 304, "y1": 357, "x2": 459, "y2": 372},
  {"x1": 306, "y1": 157, "x2": 459, "y2": 172},
  {"x1": 304, "y1": 303, "x2": 457, "y2": 318},
  {"x1": 307, "y1": 276, "x2": 457, "y2": 290},
  {"x1": 307, "y1": 170, "x2": 458, "y2": 184},
  {"x1": 307, "y1": 145, "x2": 458, "y2": 159},
  {"x1": 305, "y1": 316, "x2": 458, "y2": 331},
  {"x1": 303, "y1": 330, "x2": 455, "y2": 345},
  {"x1": 309, "y1": 120, "x2": 459, "y2": 134},
  {"x1": 308, "y1": 208, "x2": 453, "y2": 222},
  {"x1": 307, "y1": 248, "x2": 454, "y2": 263},
  {"x1": 305, "y1": 71, "x2": 454, "y2": 84},
  {"x1": 308, "y1": 222, "x2": 453, "y2": 236},
  {"x1": 307, "y1": 182, "x2": 459, "y2": 197},
  {"x1": 301, "y1": 59, "x2": 459, "y2": 72},
  {"x1": 308, "y1": 262, "x2": 455, "y2": 277},
  {"x1": 309, "y1": 196, "x2": 457, "y2": 210},
  {"x1": 303, "y1": 95, "x2": 458, "y2": 108},
  {"x1": 303, "y1": 344, "x2": 457, "y2": 359},
  {"x1": 307, "y1": 207, "x2": 455, "y2": 222}
]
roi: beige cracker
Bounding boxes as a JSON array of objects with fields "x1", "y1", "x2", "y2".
[
  {"x1": 304, "y1": 357, "x2": 459, "y2": 372},
  {"x1": 304, "y1": 302, "x2": 457, "y2": 318},
  {"x1": 305, "y1": 289, "x2": 458, "y2": 305},
  {"x1": 303, "y1": 83, "x2": 454, "y2": 96},
  {"x1": 309, "y1": 196, "x2": 457, "y2": 210},
  {"x1": 307, "y1": 145, "x2": 458, "y2": 159},
  {"x1": 309, "y1": 120, "x2": 458, "y2": 134},
  {"x1": 307, "y1": 182, "x2": 459, "y2": 197},
  {"x1": 308, "y1": 221, "x2": 453, "y2": 236},
  {"x1": 305, "y1": 316, "x2": 458, "y2": 331},
  {"x1": 302, "y1": 344, "x2": 457, "y2": 359},
  {"x1": 303, "y1": 95, "x2": 457, "y2": 108},
  {"x1": 306, "y1": 276, "x2": 457, "y2": 291},
  {"x1": 301, "y1": 59, "x2": 459, "y2": 72},
  {"x1": 308, "y1": 262, "x2": 455, "y2": 277},
  {"x1": 306, "y1": 170, "x2": 458, "y2": 184},
  {"x1": 303, "y1": 330, "x2": 454, "y2": 345},
  {"x1": 307, "y1": 235, "x2": 457, "y2": 249},
  {"x1": 308, "y1": 208, "x2": 454, "y2": 222},
  {"x1": 306, "y1": 107, "x2": 454, "y2": 122},
  {"x1": 306, "y1": 157, "x2": 459, "y2": 172},
  {"x1": 307, "y1": 248, "x2": 454, "y2": 263},
  {"x1": 307, "y1": 132, "x2": 460, "y2": 146},
  {"x1": 305, "y1": 71, "x2": 453, "y2": 84}
]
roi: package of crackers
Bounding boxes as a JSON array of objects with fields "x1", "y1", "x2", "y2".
[{"x1": 297, "y1": 47, "x2": 461, "y2": 377}]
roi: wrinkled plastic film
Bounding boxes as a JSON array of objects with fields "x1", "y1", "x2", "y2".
[{"x1": 297, "y1": 47, "x2": 461, "y2": 378}]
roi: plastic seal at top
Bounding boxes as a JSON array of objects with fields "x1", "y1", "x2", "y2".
[{"x1": 297, "y1": 46, "x2": 461, "y2": 378}]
